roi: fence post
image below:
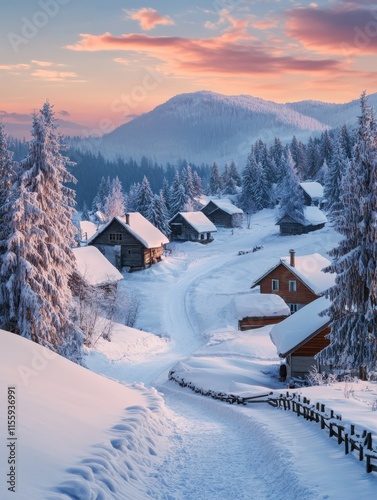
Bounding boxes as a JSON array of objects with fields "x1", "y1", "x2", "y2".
[{"x1": 345, "y1": 433, "x2": 349, "y2": 455}]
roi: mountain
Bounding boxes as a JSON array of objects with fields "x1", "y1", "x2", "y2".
[
  {"x1": 1, "y1": 117, "x2": 88, "y2": 140},
  {"x1": 96, "y1": 91, "x2": 329, "y2": 165}
]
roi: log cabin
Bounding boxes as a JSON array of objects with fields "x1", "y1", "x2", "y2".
[
  {"x1": 251, "y1": 250, "x2": 335, "y2": 314},
  {"x1": 270, "y1": 296, "x2": 331, "y2": 379},
  {"x1": 87, "y1": 213, "x2": 169, "y2": 271},
  {"x1": 169, "y1": 212, "x2": 217, "y2": 243},
  {"x1": 299, "y1": 181, "x2": 324, "y2": 207},
  {"x1": 276, "y1": 206, "x2": 327, "y2": 235},
  {"x1": 201, "y1": 199, "x2": 243, "y2": 228},
  {"x1": 233, "y1": 293, "x2": 290, "y2": 331}
]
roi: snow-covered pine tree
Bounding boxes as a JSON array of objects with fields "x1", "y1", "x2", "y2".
[
  {"x1": 147, "y1": 191, "x2": 171, "y2": 237},
  {"x1": 126, "y1": 182, "x2": 140, "y2": 212},
  {"x1": 135, "y1": 175, "x2": 153, "y2": 218},
  {"x1": 277, "y1": 150, "x2": 305, "y2": 223},
  {"x1": 229, "y1": 159, "x2": 241, "y2": 187},
  {"x1": 290, "y1": 135, "x2": 306, "y2": 178},
  {"x1": 0, "y1": 102, "x2": 83, "y2": 363},
  {"x1": 192, "y1": 170, "x2": 204, "y2": 197},
  {"x1": 315, "y1": 159, "x2": 328, "y2": 185},
  {"x1": 238, "y1": 150, "x2": 258, "y2": 215},
  {"x1": 92, "y1": 176, "x2": 110, "y2": 213},
  {"x1": 182, "y1": 164, "x2": 196, "y2": 202},
  {"x1": 170, "y1": 182, "x2": 188, "y2": 216},
  {"x1": 161, "y1": 177, "x2": 171, "y2": 214},
  {"x1": 104, "y1": 176, "x2": 125, "y2": 221},
  {"x1": 306, "y1": 137, "x2": 321, "y2": 180},
  {"x1": 0, "y1": 123, "x2": 17, "y2": 245},
  {"x1": 339, "y1": 123, "x2": 354, "y2": 159},
  {"x1": 320, "y1": 92, "x2": 377, "y2": 376},
  {"x1": 209, "y1": 162, "x2": 222, "y2": 195},
  {"x1": 324, "y1": 131, "x2": 349, "y2": 214}
]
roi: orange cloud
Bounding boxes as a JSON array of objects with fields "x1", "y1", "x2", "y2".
[
  {"x1": 0, "y1": 63, "x2": 30, "y2": 71},
  {"x1": 31, "y1": 69, "x2": 83, "y2": 82},
  {"x1": 252, "y1": 20, "x2": 278, "y2": 30},
  {"x1": 287, "y1": 5, "x2": 377, "y2": 54},
  {"x1": 66, "y1": 32, "x2": 345, "y2": 77},
  {"x1": 126, "y1": 8, "x2": 174, "y2": 30}
]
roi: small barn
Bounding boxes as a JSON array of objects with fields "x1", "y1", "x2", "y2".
[
  {"x1": 276, "y1": 206, "x2": 327, "y2": 235},
  {"x1": 300, "y1": 181, "x2": 324, "y2": 207},
  {"x1": 233, "y1": 293, "x2": 290, "y2": 331},
  {"x1": 270, "y1": 296, "x2": 331, "y2": 379},
  {"x1": 201, "y1": 199, "x2": 243, "y2": 228},
  {"x1": 88, "y1": 213, "x2": 169, "y2": 271},
  {"x1": 72, "y1": 246, "x2": 123, "y2": 293},
  {"x1": 169, "y1": 212, "x2": 217, "y2": 243}
]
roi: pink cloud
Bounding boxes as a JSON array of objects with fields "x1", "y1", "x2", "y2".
[
  {"x1": 66, "y1": 32, "x2": 345, "y2": 77},
  {"x1": 126, "y1": 8, "x2": 174, "y2": 31},
  {"x1": 286, "y1": 5, "x2": 377, "y2": 54}
]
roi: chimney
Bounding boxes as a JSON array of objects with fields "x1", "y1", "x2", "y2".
[
  {"x1": 289, "y1": 249, "x2": 295, "y2": 267},
  {"x1": 125, "y1": 213, "x2": 130, "y2": 225}
]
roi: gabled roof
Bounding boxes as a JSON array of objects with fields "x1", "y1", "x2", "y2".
[
  {"x1": 204, "y1": 199, "x2": 243, "y2": 215},
  {"x1": 276, "y1": 206, "x2": 327, "y2": 226},
  {"x1": 171, "y1": 212, "x2": 217, "y2": 233},
  {"x1": 79, "y1": 220, "x2": 97, "y2": 241},
  {"x1": 300, "y1": 181, "x2": 324, "y2": 200},
  {"x1": 233, "y1": 293, "x2": 290, "y2": 320},
  {"x1": 87, "y1": 213, "x2": 169, "y2": 249},
  {"x1": 251, "y1": 252, "x2": 335, "y2": 295},
  {"x1": 270, "y1": 296, "x2": 331, "y2": 358},
  {"x1": 72, "y1": 246, "x2": 123, "y2": 287}
]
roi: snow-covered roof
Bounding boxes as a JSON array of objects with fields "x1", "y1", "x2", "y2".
[
  {"x1": 300, "y1": 181, "x2": 324, "y2": 200},
  {"x1": 252, "y1": 252, "x2": 335, "y2": 295},
  {"x1": 205, "y1": 199, "x2": 243, "y2": 215},
  {"x1": 303, "y1": 206, "x2": 327, "y2": 226},
  {"x1": 72, "y1": 246, "x2": 123, "y2": 287},
  {"x1": 233, "y1": 293, "x2": 290, "y2": 320},
  {"x1": 116, "y1": 214, "x2": 169, "y2": 248},
  {"x1": 176, "y1": 212, "x2": 217, "y2": 233},
  {"x1": 88, "y1": 213, "x2": 169, "y2": 249},
  {"x1": 79, "y1": 220, "x2": 97, "y2": 241},
  {"x1": 270, "y1": 296, "x2": 331, "y2": 357}
]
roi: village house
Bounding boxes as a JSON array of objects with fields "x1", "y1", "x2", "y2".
[
  {"x1": 276, "y1": 205, "x2": 327, "y2": 235},
  {"x1": 251, "y1": 250, "x2": 335, "y2": 314},
  {"x1": 201, "y1": 199, "x2": 243, "y2": 228},
  {"x1": 270, "y1": 296, "x2": 331, "y2": 380},
  {"x1": 71, "y1": 246, "x2": 123, "y2": 294},
  {"x1": 87, "y1": 213, "x2": 169, "y2": 271},
  {"x1": 169, "y1": 212, "x2": 217, "y2": 243},
  {"x1": 299, "y1": 181, "x2": 325, "y2": 207},
  {"x1": 233, "y1": 293, "x2": 290, "y2": 331}
]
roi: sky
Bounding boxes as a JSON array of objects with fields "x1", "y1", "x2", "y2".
[{"x1": 1, "y1": 0, "x2": 377, "y2": 133}]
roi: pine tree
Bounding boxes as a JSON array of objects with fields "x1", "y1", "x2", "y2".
[
  {"x1": 147, "y1": 191, "x2": 171, "y2": 237},
  {"x1": 192, "y1": 171, "x2": 204, "y2": 197},
  {"x1": 320, "y1": 93, "x2": 377, "y2": 375},
  {"x1": 324, "y1": 132, "x2": 348, "y2": 214},
  {"x1": 126, "y1": 182, "x2": 140, "y2": 212},
  {"x1": 0, "y1": 103, "x2": 83, "y2": 362},
  {"x1": 277, "y1": 150, "x2": 305, "y2": 223},
  {"x1": 182, "y1": 164, "x2": 196, "y2": 202},
  {"x1": 209, "y1": 162, "x2": 222, "y2": 195},
  {"x1": 170, "y1": 183, "x2": 188, "y2": 215},
  {"x1": 104, "y1": 176, "x2": 125, "y2": 221},
  {"x1": 135, "y1": 176, "x2": 153, "y2": 218},
  {"x1": 238, "y1": 150, "x2": 258, "y2": 214},
  {"x1": 339, "y1": 123, "x2": 354, "y2": 159},
  {"x1": 229, "y1": 159, "x2": 241, "y2": 187},
  {"x1": 92, "y1": 176, "x2": 110, "y2": 213},
  {"x1": 0, "y1": 123, "x2": 17, "y2": 247},
  {"x1": 81, "y1": 201, "x2": 90, "y2": 221}
]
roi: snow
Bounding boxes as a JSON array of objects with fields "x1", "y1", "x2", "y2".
[
  {"x1": 78, "y1": 220, "x2": 97, "y2": 241},
  {"x1": 6, "y1": 208, "x2": 377, "y2": 498},
  {"x1": 233, "y1": 292, "x2": 290, "y2": 319},
  {"x1": 303, "y1": 205, "x2": 328, "y2": 225},
  {"x1": 177, "y1": 211, "x2": 217, "y2": 233},
  {"x1": 205, "y1": 198, "x2": 243, "y2": 215},
  {"x1": 270, "y1": 296, "x2": 331, "y2": 357},
  {"x1": 300, "y1": 181, "x2": 324, "y2": 200},
  {"x1": 0, "y1": 329, "x2": 170, "y2": 499},
  {"x1": 72, "y1": 246, "x2": 123, "y2": 287}
]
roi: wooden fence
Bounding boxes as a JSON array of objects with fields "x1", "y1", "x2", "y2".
[{"x1": 268, "y1": 392, "x2": 377, "y2": 474}]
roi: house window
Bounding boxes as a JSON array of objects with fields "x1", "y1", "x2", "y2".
[
  {"x1": 200, "y1": 233, "x2": 205, "y2": 240},
  {"x1": 289, "y1": 280, "x2": 297, "y2": 292},
  {"x1": 289, "y1": 303, "x2": 300, "y2": 314},
  {"x1": 272, "y1": 279, "x2": 279, "y2": 291},
  {"x1": 109, "y1": 233, "x2": 122, "y2": 242}
]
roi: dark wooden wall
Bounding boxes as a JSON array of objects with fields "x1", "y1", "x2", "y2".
[{"x1": 238, "y1": 315, "x2": 288, "y2": 331}]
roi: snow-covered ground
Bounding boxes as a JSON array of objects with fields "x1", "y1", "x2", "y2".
[{"x1": 3, "y1": 209, "x2": 377, "y2": 498}]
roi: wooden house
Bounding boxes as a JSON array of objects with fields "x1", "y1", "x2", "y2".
[
  {"x1": 87, "y1": 213, "x2": 169, "y2": 271},
  {"x1": 270, "y1": 296, "x2": 331, "y2": 379},
  {"x1": 233, "y1": 293, "x2": 290, "y2": 331},
  {"x1": 201, "y1": 199, "x2": 243, "y2": 228},
  {"x1": 299, "y1": 181, "x2": 324, "y2": 207},
  {"x1": 251, "y1": 250, "x2": 335, "y2": 314},
  {"x1": 169, "y1": 212, "x2": 217, "y2": 243},
  {"x1": 276, "y1": 206, "x2": 327, "y2": 235},
  {"x1": 71, "y1": 246, "x2": 123, "y2": 294}
]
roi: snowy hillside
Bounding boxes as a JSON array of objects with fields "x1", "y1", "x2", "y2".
[
  {"x1": 0, "y1": 330, "x2": 170, "y2": 499},
  {"x1": 96, "y1": 91, "x2": 328, "y2": 164}
]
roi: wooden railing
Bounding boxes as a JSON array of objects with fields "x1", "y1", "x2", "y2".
[{"x1": 268, "y1": 392, "x2": 377, "y2": 474}]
